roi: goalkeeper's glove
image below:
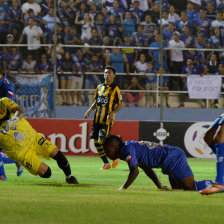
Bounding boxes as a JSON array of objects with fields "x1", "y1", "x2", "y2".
[{"x1": 5, "y1": 116, "x2": 19, "y2": 130}]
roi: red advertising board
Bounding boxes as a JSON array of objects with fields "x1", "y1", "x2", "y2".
[{"x1": 27, "y1": 119, "x2": 139, "y2": 156}]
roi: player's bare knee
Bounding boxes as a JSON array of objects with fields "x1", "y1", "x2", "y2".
[
  {"x1": 50, "y1": 148, "x2": 60, "y2": 158},
  {"x1": 41, "y1": 167, "x2": 51, "y2": 178}
]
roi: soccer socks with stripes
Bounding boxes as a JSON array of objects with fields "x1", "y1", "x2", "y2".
[
  {"x1": 53, "y1": 151, "x2": 71, "y2": 177},
  {"x1": 215, "y1": 143, "x2": 224, "y2": 185},
  {"x1": 94, "y1": 139, "x2": 109, "y2": 164}
]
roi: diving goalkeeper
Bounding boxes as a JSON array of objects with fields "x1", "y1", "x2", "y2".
[{"x1": 0, "y1": 97, "x2": 78, "y2": 184}]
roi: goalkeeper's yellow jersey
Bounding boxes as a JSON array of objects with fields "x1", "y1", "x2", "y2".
[{"x1": 0, "y1": 97, "x2": 38, "y2": 156}]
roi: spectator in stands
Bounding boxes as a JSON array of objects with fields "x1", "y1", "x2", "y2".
[
  {"x1": 163, "y1": 21, "x2": 176, "y2": 43},
  {"x1": 131, "y1": 24, "x2": 148, "y2": 49},
  {"x1": 109, "y1": 0, "x2": 125, "y2": 23},
  {"x1": 148, "y1": 33, "x2": 168, "y2": 72},
  {"x1": 131, "y1": 0, "x2": 150, "y2": 12},
  {"x1": 186, "y1": 1, "x2": 199, "y2": 23},
  {"x1": 194, "y1": 8, "x2": 211, "y2": 40},
  {"x1": 95, "y1": 13, "x2": 105, "y2": 38},
  {"x1": 24, "y1": 8, "x2": 47, "y2": 27},
  {"x1": 0, "y1": 3, "x2": 10, "y2": 44},
  {"x1": 84, "y1": 55, "x2": 103, "y2": 106},
  {"x1": 211, "y1": 11, "x2": 224, "y2": 29},
  {"x1": 85, "y1": 28, "x2": 104, "y2": 60},
  {"x1": 144, "y1": 62, "x2": 157, "y2": 107},
  {"x1": 140, "y1": 14, "x2": 156, "y2": 42},
  {"x1": 42, "y1": 7, "x2": 60, "y2": 34},
  {"x1": 18, "y1": 17, "x2": 44, "y2": 62},
  {"x1": 64, "y1": 26, "x2": 82, "y2": 54},
  {"x1": 195, "y1": 34, "x2": 207, "y2": 53},
  {"x1": 57, "y1": 1, "x2": 74, "y2": 27},
  {"x1": 124, "y1": 76, "x2": 144, "y2": 107},
  {"x1": 21, "y1": 0, "x2": 41, "y2": 19},
  {"x1": 104, "y1": 14, "x2": 122, "y2": 42},
  {"x1": 58, "y1": 51, "x2": 75, "y2": 105},
  {"x1": 174, "y1": 10, "x2": 192, "y2": 33},
  {"x1": 134, "y1": 53, "x2": 147, "y2": 74},
  {"x1": 101, "y1": 6, "x2": 110, "y2": 24},
  {"x1": 158, "y1": 10, "x2": 169, "y2": 31},
  {"x1": 35, "y1": 53, "x2": 52, "y2": 74},
  {"x1": 168, "y1": 31, "x2": 185, "y2": 91},
  {"x1": 121, "y1": 34, "x2": 138, "y2": 72},
  {"x1": 185, "y1": 49, "x2": 204, "y2": 66},
  {"x1": 22, "y1": 54, "x2": 36, "y2": 74},
  {"x1": 129, "y1": 0, "x2": 144, "y2": 22},
  {"x1": 180, "y1": 25, "x2": 195, "y2": 48},
  {"x1": 150, "y1": 1, "x2": 160, "y2": 24},
  {"x1": 121, "y1": 11, "x2": 139, "y2": 37},
  {"x1": 168, "y1": 0, "x2": 187, "y2": 13},
  {"x1": 75, "y1": 12, "x2": 95, "y2": 43},
  {"x1": 5, "y1": 47, "x2": 22, "y2": 73},
  {"x1": 205, "y1": 2, "x2": 216, "y2": 21},
  {"x1": 7, "y1": 0, "x2": 23, "y2": 31},
  {"x1": 202, "y1": 0, "x2": 217, "y2": 9},
  {"x1": 207, "y1": 52, "x2": 219, "y2": 74},
  {"x1": 72, "y1": 49, "x2": 86, "y2": 106},
  {"x1": 106, "y1": 38, "x2": 129, "y2": 89},
  {"x1": 207, "y1": 27, "x2": 224, "y2": 50},
  {"x1": 168, "y1": 5, "x2": 179, "y2": 23}
]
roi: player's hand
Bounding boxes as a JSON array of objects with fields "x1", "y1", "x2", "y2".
[
  {"x1": 5, "y1": 116, "x2": 19, "y2": 130},
  {"x1": 84, "y1": 110, "x2": 91, "y2": 118},
  {"x1": 107, "y1": 111, "x2": 115, "y2": 122}
]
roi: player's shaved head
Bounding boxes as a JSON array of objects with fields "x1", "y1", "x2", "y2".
[{"x1": 103, "y1": 135, "x2": 124, "y2": 160}]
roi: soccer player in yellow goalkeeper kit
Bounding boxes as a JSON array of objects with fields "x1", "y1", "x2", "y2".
[{"x1": 0, "y1": 97, "x2": 78, "y2": 184}]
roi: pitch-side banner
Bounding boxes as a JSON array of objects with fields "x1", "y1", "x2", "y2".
[
  {"x1": 139, "y1": 121, "x2": 215, "y2": 158},
  {"x1": 187, "y1": 75, "x2": 221, "y2": 99},
  {"x1": 27, "y1": 119, "x2": 139, "y2": 156},
  {"x1": 15, "y1": 74, "x2": 54, "y2": 118}
]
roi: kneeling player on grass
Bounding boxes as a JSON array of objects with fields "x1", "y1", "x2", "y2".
[
  {"x1": 0, "y1": 97, "x2": 78, "y2": 184},
  {"x1": 103, "y1": 135, "x2": 212, "y2": 191},
  {"x1": 200, "y1": 114, "x2": 224, "y2": 195}
]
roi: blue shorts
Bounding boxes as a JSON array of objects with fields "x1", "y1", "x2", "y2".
[
  {"x1": 162, "y1": 145, "x2": 193, "y2": 181},
  {"x1": 211, "y1": 115, "x2": 224, "y2": 129}
]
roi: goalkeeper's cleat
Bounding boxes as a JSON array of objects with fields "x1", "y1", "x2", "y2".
[
  {"x1": 101, "y1": 163, "x2": 111, "y2": 170},
  {"x1": 17, "y1": 164, "x2": 24, "y2": 176},
  {"x1": 0, "y1": 175, "x2": 7, "y2": 181},
  {"x1": 200, "y1": 183, "x2": 224, "y2": 195},
  {"x1": 112, "y1": 159, "x2": 119, "y2": 168},
  {"x1": 66, "y1": 175, "x2": 78, "y2": 184}
]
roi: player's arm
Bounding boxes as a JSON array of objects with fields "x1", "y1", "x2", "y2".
[
  {"x1": 142, "y1": 167, "x2": 168, "y2": 190},
  {"x1": 84, "y1": 100, "x2": 96, "y2": 118},
  {"x1": 119, "y1": 165, "x2": 139, "y2": 190}
]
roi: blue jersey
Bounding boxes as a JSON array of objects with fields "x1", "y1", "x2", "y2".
[
  {"x1": 119, "y1": 140, "x2": 193, "y2": 181},
  {"x1": 0, "y1": 74, "x2": 15, "y2": 100}
]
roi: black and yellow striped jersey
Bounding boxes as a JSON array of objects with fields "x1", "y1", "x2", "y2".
[{"x1": 93, "y1": 82, "x2": 122, "y2": 125}]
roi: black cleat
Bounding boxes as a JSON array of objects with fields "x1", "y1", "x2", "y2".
[{"x1": 66, "y1": 176, "x2": 78, "y2": 184}]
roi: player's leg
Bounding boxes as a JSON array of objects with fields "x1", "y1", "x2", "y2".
[
  {"x1": 50, "y1": 148, "x2": 78, "y2": 184},
  {"x1": 0, "y1": 152, "x2": 7, "y2": 181},
  {"x1": 1, "y1": 152, "x2": 24, "y2": 176},
  {"x1": 37, "y1": 162, "x2": 51, "y2": 178}
]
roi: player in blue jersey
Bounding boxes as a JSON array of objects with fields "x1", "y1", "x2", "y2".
[
  {"x1": 103, "y1": 135, "x2": 213, "y2": 191},
  {"x1": 200, "y1": 114, "x2": 224, "y2": 195},
  {"x1": 0, "y1": 68, "x2": 23, "y2": 180}
]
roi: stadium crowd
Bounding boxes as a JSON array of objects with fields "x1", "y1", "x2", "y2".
[{"x1": 1, "y1": 0, "x2": 224, "y2": 107}]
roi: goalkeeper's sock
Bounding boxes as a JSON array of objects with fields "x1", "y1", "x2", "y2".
[
  {"x1": 215, "y1": 143, "x2": 224, "y2": 185},
  {"x1": 195, "y1": 180, "x2": 213, "y2": 191},
  {"x1": 53, "y1": 150, "x2": 72, "y2": 176}
]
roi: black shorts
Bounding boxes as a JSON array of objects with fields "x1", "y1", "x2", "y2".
[{"x1": 90, "y1": 123, "x2": 111, "y2": 140}]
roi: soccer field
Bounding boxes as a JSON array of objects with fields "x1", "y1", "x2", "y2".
[{"x1": 1, "y1": 156, "x2": 224, "y2": 224}]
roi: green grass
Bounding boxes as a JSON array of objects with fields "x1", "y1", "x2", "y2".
[{"x1": 1, "y1": 157, "x2": 223, "y2": 224}]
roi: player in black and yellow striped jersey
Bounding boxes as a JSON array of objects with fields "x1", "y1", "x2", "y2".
[{"x1": 84, "y1": 66, "x2": 122, "y2": 170}]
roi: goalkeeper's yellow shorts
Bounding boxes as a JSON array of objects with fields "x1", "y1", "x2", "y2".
[{"x1": 15, "y1": 133, "x2": 56, "y2": 175}]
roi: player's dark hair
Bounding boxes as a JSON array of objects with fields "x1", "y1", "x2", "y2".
[
  {"x1": 103, "y1": 135, "x2": 124, "y2": 150},
  {"x1": 105, "y1": 66, "x2": 116, "y2": 75}
]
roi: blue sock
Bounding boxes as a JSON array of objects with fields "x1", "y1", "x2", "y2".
[
  {"x1": 215, "y1": 143, "x2": 224, "y2": 185},
  {"x1": 209, "y1": 143, "x2": 217, "y2": 154},
  {"x1": 0, "y1": 154, "x2": 6, "y2": 179},
  {"x1": 0, "y1": 152, "x2": 16, "y2": 164},
  {"x1": 195, "y1": 180, "x2": 213, "y2": 191}
]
